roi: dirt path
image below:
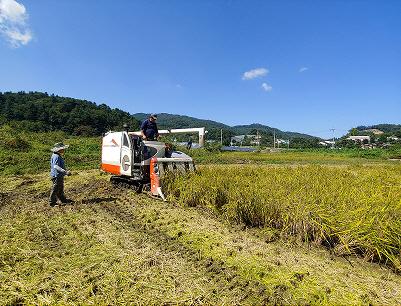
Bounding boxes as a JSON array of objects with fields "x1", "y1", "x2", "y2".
[{"x1": 94, "y1": 191, "x2": 271, "y2": 305}]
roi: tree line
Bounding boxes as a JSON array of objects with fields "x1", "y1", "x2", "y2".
[{"x1": 0, "y1": 91, "x2": 140, "y2": 136}]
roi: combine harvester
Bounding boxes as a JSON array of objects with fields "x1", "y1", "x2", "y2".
[{"x1": 101, "y1": 128, "x2": 205, "y2": 200}]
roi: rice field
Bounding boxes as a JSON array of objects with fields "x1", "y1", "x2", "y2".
[
  {"x1": 2, "y1": 170, "x2": 401, "y2": 305},
  {"x1": 164, "y1": 164, "x2": 401, "y2": 270}
]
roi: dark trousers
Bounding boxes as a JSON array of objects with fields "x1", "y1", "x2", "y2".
[{"x1": 49, "y1": 176, "x2": 66, "y2": 204}]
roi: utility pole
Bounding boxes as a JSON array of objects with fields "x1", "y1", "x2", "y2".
[
  {"x1": 220, "y1": 129, "x2": 223, "y2": 145},
  {"x1": 330, "y1": 128, "x2": 336, "y2": 149},
  {"x1": 273, "y1": 130, "x2": 276, "y2": 149},
  {"x1": 256, "y1": 129, "x2": 259, "y2": 146}
]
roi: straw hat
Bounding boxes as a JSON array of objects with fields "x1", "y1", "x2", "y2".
[{"x1": 51, "y1": 142, "x2": 69, "y2": 152}]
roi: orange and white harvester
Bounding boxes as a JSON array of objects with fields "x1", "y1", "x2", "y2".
[{"x1": 101, "y1": 130, "x2": 196, "y2": 200}]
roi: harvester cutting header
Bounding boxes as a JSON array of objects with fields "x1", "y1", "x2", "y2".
[{"x1": 101, "y1": 122, "x2": 205, "y2": 200}]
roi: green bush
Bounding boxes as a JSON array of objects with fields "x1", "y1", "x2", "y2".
[
  {"x1": 1, "y1": 135, "x2": 30, "y2": 152},
  {"x1": 0, "y1": 126, "x2": 100, "y2": 175}
]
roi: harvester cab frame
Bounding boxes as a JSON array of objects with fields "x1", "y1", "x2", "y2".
[{"x1": 101, "y1": 130, "x2": 196, "y2": 200}]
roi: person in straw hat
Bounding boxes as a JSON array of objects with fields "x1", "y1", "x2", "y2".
[{"x1": 49, "y1": 142, "x2": 73, "y2": 207}]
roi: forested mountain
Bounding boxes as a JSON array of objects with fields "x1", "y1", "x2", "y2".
[
  {"x1": 134, "y1": 113, "x2": 316, "y2": 140},
  {"x1": 8, "y1": 92, "x2": 399, "y2": 143},
  {"x1": 231, "y1": 123, "x2": 316, "y2": 139},
  {"x1": 0, "y1": 92, "x2": 140, "y2": 135},
  {"x1": 134, "y1": 113, "x2": 229, "y2": 130},
  {"x1": 133, "y1": 112, "x2": 234, "y2": 140}
]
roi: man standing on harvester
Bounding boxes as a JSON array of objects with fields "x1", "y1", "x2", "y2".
[
  {"x1": 49, "y1": 142, "x2": 73, "y2": 207},
  {"x1": 141, "y1": 114, "x2": 159, "y2": 141}
]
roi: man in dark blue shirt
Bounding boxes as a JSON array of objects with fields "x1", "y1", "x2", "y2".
[
  {"x1": 49, "y1": 142, "x2": 72, "y2": 207},
  {"x1": 141, "y1": 114, "x2": 159, "y2": 141}
]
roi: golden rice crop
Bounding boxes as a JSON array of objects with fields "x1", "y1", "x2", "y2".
[{"x1": 164, "y1": 164, "x2": 401, "y2": 270}]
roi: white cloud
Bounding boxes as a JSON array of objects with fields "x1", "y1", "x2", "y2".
[
  {"x1": 0, "y1": 0, "x2": 32, "y2": 47},
  {"x1": 261, "y1": 82, "x2": 272, "y2": 92},
  {"x1": 299, "y1": 67, "x2": 308, "y2": 72},
  {"x1": 242, "y1": 67, "x2": 269, "y2": 80},
  {"x1": 0, "y1": 0, "x2": 26, "y2": 22},
  {"x1": 4, "y1": 27, "x2": 31, "y2": 44}
]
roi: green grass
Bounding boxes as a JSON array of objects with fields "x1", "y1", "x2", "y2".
[
  {"x1": 0, "y1": 126, "x2": 101, "y2": 175},
  {"x1": 184, "y1": 149, "x2": 401, "y2": 165},
  {"x1": 1, "y1": 127, "x2": 400, "y2": 176}
]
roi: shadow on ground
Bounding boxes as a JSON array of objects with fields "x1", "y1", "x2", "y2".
[{"x1": 80, "y1": 197, "x2": 117, "y2": 205}]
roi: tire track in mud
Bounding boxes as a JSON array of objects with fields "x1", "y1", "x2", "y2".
[
  {"x1": 94, "y1": 187, "x2": 273, "y2": 305},
  {"x1": 0, "y1": 176, "x2": 50, "y2": 213},
  {"x1": 0, "y1": 192, "x2": 11, "y2": 212}
]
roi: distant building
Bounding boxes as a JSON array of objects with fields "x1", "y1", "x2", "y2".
[
  {"x1": 230, "y1": 135, "x2": 246, "y2": 146},
  {"x1": 230, "y1": 134, "x2": 261, "y2": 146},
  {"x1": 319, "y1": 140, "x2": 335, "y2": 146},
  {"x1": 275, "y1": 139, "x2": 289, "y2": 147},
  {"x1": 250, "y1": 134, "x2": 261, "y2": 146}
]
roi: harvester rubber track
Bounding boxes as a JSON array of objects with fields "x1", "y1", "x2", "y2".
[
  {"x1": 110, "y1": 176, "x2": 144, "y2": 193},
  {"x1": 110, "y1": 176, "x2": 164, "y2": 200}
]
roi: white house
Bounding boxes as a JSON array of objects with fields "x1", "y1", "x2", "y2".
[
  {"x1": 319, "y1": 140, "x2": 335, "y2": 146},
  {"x1": 230, "y1": 135, "x2": 246, "y2": 146}
]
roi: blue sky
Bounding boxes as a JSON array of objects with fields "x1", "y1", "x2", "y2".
[{"x1": 0, "y1": 0, "x2": 400, "y2": 138}]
